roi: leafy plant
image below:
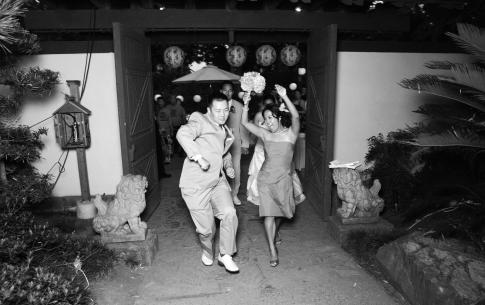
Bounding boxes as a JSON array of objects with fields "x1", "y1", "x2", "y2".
[
  {"x1": 0, "y1": 3, "x2": 116, "y2": 304},
  {"x1": 0, "y1": 211, "x2": 116, "y2": 305},
  {"x1": 364, "y1": 132, "x2": 425, "y2": 210},
  {"x1": 399, "y1": 23, "x2": 485, "y2": 149}
]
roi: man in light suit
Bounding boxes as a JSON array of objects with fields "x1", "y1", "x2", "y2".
[
  {"x1": 176, "y1": 92, "x2": 240, "y2": 273},
  {"x1": 221, "y1": 82, "x2": 250, "y2": 206}
]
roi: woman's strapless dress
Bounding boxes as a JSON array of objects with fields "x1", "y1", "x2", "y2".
[{"x1": 256, "y1": 141, "x2": 305, "y2": 218}]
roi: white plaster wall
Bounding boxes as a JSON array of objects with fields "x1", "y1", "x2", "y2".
[
  {"x1": 334, "y1": 52, "x2": 469, "y2": 163},
  {"x1": 18, "y1": 53, "x2": 123, "y2": 196}
]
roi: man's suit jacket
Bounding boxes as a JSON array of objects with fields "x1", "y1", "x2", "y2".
[
  {"x1": 227, "y1": 99, "x2": 250, "y2": 149},
  {"x1": 176, "y1": 112, "x2": 234, "y2": 190}
]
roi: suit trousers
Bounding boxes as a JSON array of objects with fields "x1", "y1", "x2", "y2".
[
  {"x1": 181, "y1": 178, "x2": 238, "y2": 258},
  {"x1": 230, "y1": 139, "x2": 242, "y2": 198}
]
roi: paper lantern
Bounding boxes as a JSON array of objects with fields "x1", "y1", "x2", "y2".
[
  {"x1": 226, "y1": 45, "x2": 247, "y2": 67},
  {"x1": 163, "y1": 46, "x2": 185, "y2": 69},
  {"x1": 280, "y1": 45, "x2": 301, "y2": 67},
  {"x1": 256, "y1": 45, "x2": 276, "y2": 67},
  {"x1": 298, "y1": 67, "x2": 306, "y2": 75},
  {"x1": 289, "y1": 83, "x2": 297, "y2": 91},
  {"x1": 193, "y1": 95, "x2": 201, "y2": 103}
]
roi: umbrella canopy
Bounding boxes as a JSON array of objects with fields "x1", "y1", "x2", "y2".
[{"x1": 172, "y1": 65, "x2": 240, "y2": 84}]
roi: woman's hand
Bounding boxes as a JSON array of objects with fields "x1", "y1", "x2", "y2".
[
  {"x1": 242, "y1": 92, "x2": 251, "y2": 105},
  {"x1": 275, "y1": 84, "x2": 287, "y2": 97}
]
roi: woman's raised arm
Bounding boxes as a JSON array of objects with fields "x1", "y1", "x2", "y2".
[
  {"x1": 275, "y1": 84, "x2": 300, "y2": 135},
  {"x1": 241, "y1": 92, "x2": 268, "y2": 139}
]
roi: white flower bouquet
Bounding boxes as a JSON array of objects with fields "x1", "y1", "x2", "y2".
[{"x1": 240, "y1": 71, "x2": 266, "y2": 94}]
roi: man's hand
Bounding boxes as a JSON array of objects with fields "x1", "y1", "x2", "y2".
[
  {"x1": 197, "y1": 157, "x2": 210, "y2": 171},
  {"x1": 241, "y1": 147, "x2": 249, "y2": 155},
  {"x1": 226, "y1": 167, "x2": 235, "y2": 179}
]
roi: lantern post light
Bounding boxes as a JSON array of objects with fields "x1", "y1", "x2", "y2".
[{"x1": 53, "y1": 80, "x2": 92, "y2": 201}]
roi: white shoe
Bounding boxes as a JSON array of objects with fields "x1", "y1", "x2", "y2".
[
  {"x1": 201, "y1": 253, "x2": 213, "y2": 266},
  {"x1": 233, "y1": 196, "x2": 242, "y2": 206},
  {"x1": 218, "y1": 254, "x2": 239, "y2": 273}
]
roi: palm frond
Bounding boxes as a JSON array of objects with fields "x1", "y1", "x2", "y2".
[
  {"x1": 449, "y1": 63, "x2": 485, "y2": 93},
  {"x1": 400, "y1": 130, "x2": 485, "y2": 149},
  {"x1": 400, "y1": 75, "x2": 485, "y2": 113},
  {"x1": 415, "y1": 104, "x2": 485, "y2": 131},
  {"x1": 425, "y1": 61, "x2": 454, "y2": 70},
  {"x1": 446, "y1": 23, "x2": 485, "y2": 64}
]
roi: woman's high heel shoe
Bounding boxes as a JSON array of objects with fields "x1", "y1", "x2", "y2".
[
  {"x1": 275, "y1": 232, "x2": 282, "y2": 245},
  {"x1": 270, "y1": 258, "x2": 279, "y2": 267},
  {"x1": 270, "y1": 248, "x2": 279, "y2": 267}
]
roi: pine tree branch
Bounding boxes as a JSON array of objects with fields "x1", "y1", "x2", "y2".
[{"x1": 0, "y1": 0, "x2": 26, "y2": 54}]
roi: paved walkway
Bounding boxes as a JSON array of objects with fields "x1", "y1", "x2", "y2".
[{"x1": 93, "y1": 155, "x2": 403, "y2": 305}]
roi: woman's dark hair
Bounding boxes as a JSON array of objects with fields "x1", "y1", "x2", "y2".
[{"x1": 263, "y1": 103, "x2": 292, "y2": 128}]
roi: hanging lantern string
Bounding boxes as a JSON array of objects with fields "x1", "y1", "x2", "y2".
[
  {"x1": 46, "y1": 133, "x2": 73, "y2": 191},
  {"x1": 28, "y1": 114, "x2": 54, "y2": 129}
]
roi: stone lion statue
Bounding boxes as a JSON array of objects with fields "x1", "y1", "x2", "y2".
[
  {"x1": 93, "y1": 174, "x2": 148, "y2": 236},
  {"x1": 332, "y1": 168, "x2": 384, "y2": 220}
]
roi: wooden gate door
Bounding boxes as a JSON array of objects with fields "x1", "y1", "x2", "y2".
[
  {"x1": 304, "y1": 24, "x2": 338, "y2": 219},
  {"x1": 113, "y1": 22, "x2": 160, "y2": 220}
]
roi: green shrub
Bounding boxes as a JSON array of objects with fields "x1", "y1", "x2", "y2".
[
  {"x1": 365, "y1": 132, "x2": 423, "y2": 210},
  {"x1": 0, "y1": 210, "x2": 117, "y2": 304},
  {"x1": 1, "y1": 260, "x2": 87, "y2": 305}
]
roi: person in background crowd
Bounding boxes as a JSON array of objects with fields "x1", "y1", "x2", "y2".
[
  {"x1": 221, "y1": 82, "x2": 250, "y2": 206},
  {"x1": 292, "y1": 89, "x2": 307, "y2": 113},
  {"x1": 246, "y1": 95, "x2": 275, "y2": 204},
  {"x1": 154, "y1": 94, "x2": 172, "y2": 177},
  {"x1": 176, "y1": 92, "x2": 240, "y2": 274},
  {"x1": 167, "y1": 94, "x2": 187, "y2": 156}
]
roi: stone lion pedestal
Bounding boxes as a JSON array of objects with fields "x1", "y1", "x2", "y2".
[
  {"x1": 327, "y1": 161, "x2": 393, "y2": 245},
  {"x1": 92, "y1": 174, "x2": 158, "y2": 266}
]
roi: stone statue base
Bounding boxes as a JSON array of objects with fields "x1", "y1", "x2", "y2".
[
  {"x1": 338, "y1": 215, "x2": 380, "y2": 225},
  {"x1": 100, "y1": 227, "x2": 147, "y2": 243},
  {"x1": 100, "y1": 229, "x2": 158, "y2": 266},
  {"x1": 327, "y1": 215, "x2": 394, "y2": 246}
]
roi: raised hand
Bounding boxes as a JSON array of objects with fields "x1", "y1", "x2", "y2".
[
  {"x1": 274, "y1": 84, "x2": 287, "y2": 97},
  {"x1": 242, "y1": 92, "x2": 251, "y2": 105}
]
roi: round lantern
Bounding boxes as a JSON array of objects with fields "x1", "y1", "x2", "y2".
[
  {"x1": 193, "y1": 95, "x2": 201, "y2": 103},
  {"x1": 289, "y1": 83, "x2": 297, "y2": 91},
  {"x1": 226, "y1": 45, "x2": 247, "y2": 67},
  {"x1": 163, "y1": 46, "x2": 185, "y2": 69},
  {"x1": 280, "y1": 45, "x2": 301, "y2": 67},
  {"x1": 256, "y1": 45, "x2": 276, "y2": 67}
]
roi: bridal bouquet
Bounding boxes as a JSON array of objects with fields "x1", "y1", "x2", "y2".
[{"x1": 240, "y1": 71, "x2": 266, "y2": 94}]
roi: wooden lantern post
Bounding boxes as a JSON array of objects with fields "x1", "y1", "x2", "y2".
[{"x1": 66, "y1": 80, "x2": 90, "y2": 201}]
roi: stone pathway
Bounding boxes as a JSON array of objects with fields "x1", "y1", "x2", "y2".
[{"x1": 93, "y1": 155, "x2": 405, "y2": 305}]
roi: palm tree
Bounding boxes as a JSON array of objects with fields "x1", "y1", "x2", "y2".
[{"x1": 399, "y1": 23, "x2": 485, "y2": 149}]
